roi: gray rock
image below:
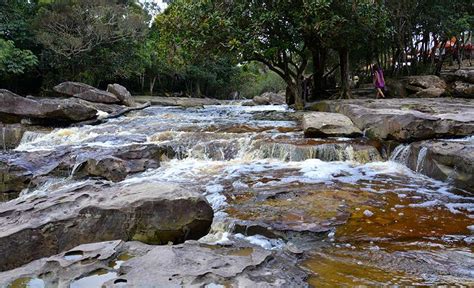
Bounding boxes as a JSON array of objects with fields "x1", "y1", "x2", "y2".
[
  {"x1": 53, "y1": 81, "x2": 95, "y2": 96},
  {"x1": 0, "y1": 124, "x2": 25, "y2": 150},
  {"x1": 453, "y1": 81, "x2": 474, "y2": 98},
  {"x1": 253, "y1": 91, "x2": 286, "y2": 105},
  {"x1": 74, "y1": 89, "x2": 120, "y2": 104},
  {"x1": 107, "y1": 84, "x2": 136, "y2": 106},
  {"x1": 81, "y1": 156, "x2": 128, "y2": 182},
  {"x1": 0, "y1": 182, "x2": 214, "y2": 271},
  {"x1": 0, "y1": 240, "x2": 307, "y2": 288},
  {"x1": 302, "y1": 112, "x2": 362, "y2": 138},
  {"x1": 0, "y1": 89, "x2": 98, "y2": 124},
  {"x1": 0, "y1": 144, "x2": 175, "y2": 193},
  {"x1": 307, "y1": 98, "x2": 474, "y2": 142},
  {"x1": 403, "y1": 139, "x2": 473, "y2": 192}
]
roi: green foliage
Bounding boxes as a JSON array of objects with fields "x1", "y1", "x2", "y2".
[
  {"x1": 0, "y1": 39, "x2": 38, "y2": 75},
  {"x1": 237, "y1": 63, "x2": 286, "y2": 99}
]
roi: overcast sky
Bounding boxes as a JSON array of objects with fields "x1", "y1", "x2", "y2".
[{"x1": 140, "y1": 0, "x2": 168, "y2": 11}]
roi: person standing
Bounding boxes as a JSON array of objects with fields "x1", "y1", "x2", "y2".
[{"x1": 372, "y1": 64, "x2": 385, "y2": 99}]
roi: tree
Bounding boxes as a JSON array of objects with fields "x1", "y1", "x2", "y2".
[
  {"x1": 33, "y1": 0, "x2": 148, "y2": 86},
  {"x1": 158, "y1": 0, "x2": 309, "y2": 108},
  {"x1": 0, "y1": 39, "x2": 38, "y2": 76}
]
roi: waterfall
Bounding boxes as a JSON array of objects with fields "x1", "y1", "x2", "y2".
[
  {"x1": 415, "y1": 147, "x2": 428, "y2": 173},
  {"x1": 1, "y1": 126, "x2": 5, "y2": 151},
  {"x1": 390, "y1": 144, "x2": 411, "y2": 164}
]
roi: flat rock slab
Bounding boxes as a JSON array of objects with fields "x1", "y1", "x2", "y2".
[
  {"x1": 308, "y1": 98, "x2": 474, "y2": 142},
  {"x1": 0, "y1": 240, "x2": 307, "y2": 287},
  {"x1": 0, "y1": 182, "x2": 213, "y2": 271},
  {"x1": 302, "y1": 112, "x2": 362, "y2": 138}
]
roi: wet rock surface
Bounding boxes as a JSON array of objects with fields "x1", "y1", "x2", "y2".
[
  {"x1": 302, "y1": 112, "x2": 362, "y2": 138},
  {"x1": 0, "y1": 124, "x2": 25, "y2": 150},
  {"x1": 394, "y1": 139, "x2": 474, "y2": 192},
  {"x1": 73, "y1": 89, "x2": 120, "y2": 104},
  {"x1": 0, "y1": 102, "x2": 473, "y2": 286},
  {"x1": 0, "y1": 143, "x2": 174, "y2": 193},
  {"x1": 308, "y1": 98, "x2": 474, "y2": 141},
  {"x1": 0, "y1": 240, "x2": 307, "y2": 288},
  {"x1": 0, "y1": 182, "x2": 213, "y2": 271}
]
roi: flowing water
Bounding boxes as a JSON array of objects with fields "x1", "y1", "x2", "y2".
[{"x1": 7, "y1": 103, "x2": 474, "y2": 286}]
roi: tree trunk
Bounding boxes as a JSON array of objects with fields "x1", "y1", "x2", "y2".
[
  {"x1": 311, "y1": 46, "x2": 327, "y2": 101},
  {"x1": 149, "y1": 76, "x2": 157, "y2": 96},
  {"x1": 287, "y1": 81, "x2": 304, "y2": 110},
  {"x1": 338, "y1": 48, "x2": 352, "y2": 99}
]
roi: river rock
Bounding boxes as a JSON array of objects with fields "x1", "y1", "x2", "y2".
[
  {"x1": 0, "y1": 240, "x2": 306, "y2": 287},
  {"x1": 302, "y1": 112, "x2": 362, "y2": 138},
  {"x1": 107, "y1": 83, "x2": 136, "y2": 106},
  {"x1": 253, "y1": 91, "x2": 286, "y2": 105},
  {"x1": 53, "y1": 81, "x2": 95, "y2": 96},
  {"x1": 0, "y1": 124, "x2": 25, "y2": 150},
  {"x1": 0, "y1": 182, "x2": 214, "y2": 271},
  {"x1": 73, "y1": 89, "x2": 120, "y2": 104},
  {"x1": 0, "y1": 89, "x2": 98, "y2": 124},
  {"x1": 404, "y1": 75, "x2": 447, "y2": 91},
  {"x1": 307, "y1": 98, "x2": 474, "y2": 142},
  {"x1": 0, "y1": 144, "x2": 175, "y2": 193},
  {"x1": 453, "y1": 81, "x2": 474, "y2": 98},
  {"x1": 80, "y1": 156, "x2": 128, "y2": 182},
  {"x1": 402, "y1": 139, "x2": 474, "y2": 192}
]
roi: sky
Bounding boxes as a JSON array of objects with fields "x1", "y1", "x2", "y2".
[{"x1": 140, "y1": 0, "x2": 168, "y2": 11}]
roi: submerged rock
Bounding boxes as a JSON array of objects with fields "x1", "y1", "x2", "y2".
[
  {"x1": 302, "y1": 112, "x2": 362, "y2": 138},
  {"x1": 0, "y1": 182, "x2": 213, "y2": 271}
]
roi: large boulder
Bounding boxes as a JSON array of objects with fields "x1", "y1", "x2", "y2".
[
  {"x1": 302, "y1": 112, "x2": 362, "y2": 138},
  {"x1": 54, "y1": 81, "x2": 121, "y2": 104},
  {"x1": 399, "y1": 139, "x2": 474, "y2": 192},
  {"x1": 403, "y1": 75, "x2": 447, "y2": 91},
  {"x1": 252, "y1": 91, "x2": 286, "y2": 105},
  {"x1": 308, "y1": 98, "x2": 474, "y2": 142},
  {"x1": 0, "y1": 182, "x2": 214, "y2": 271},
  {"x1": 74, "y1": 89, "x2": 120, "y2": 104},
  {"x1": 53, "y1": 81, "x2": 95, "y2": 96},
  {"x1": 0, "y1": 89, "x2": 98, "y2": 124},
  {"x1": 107, "y1": 83, "x2": 136, "y2": 106}
]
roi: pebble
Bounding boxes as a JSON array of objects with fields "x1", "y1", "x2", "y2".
[{"x1": 363, "y1": 210, "x2": 374, "y2": 217}]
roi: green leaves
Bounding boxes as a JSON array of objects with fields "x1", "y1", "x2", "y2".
[{"x1": 0, "y1": 39, "x2": 38, "y2": 75}]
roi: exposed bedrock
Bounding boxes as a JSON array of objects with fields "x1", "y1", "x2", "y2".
[
  {"x1": 307, "y1": 98, "x2": 474, "y2": 142},
  {"x1": 0, "y1": 182, "x2": 214, "y2": 271}
]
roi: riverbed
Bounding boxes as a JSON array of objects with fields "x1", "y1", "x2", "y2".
[{"x1": 1, "y1": 103, "x2": 473, "y2": 287}]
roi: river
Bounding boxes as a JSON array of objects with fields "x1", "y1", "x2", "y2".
[{"x1": 5, "y1": 102, "x2": 474, "y2": 286}]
